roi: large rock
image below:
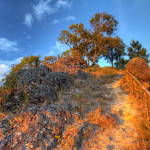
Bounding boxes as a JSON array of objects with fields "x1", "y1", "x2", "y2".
[
  {"x1": 17, "y1": 65, "x2": 52, "y2": 86},
  {"x1": 126, "y1": 57, "x2": 150, "y2": 81},
  {"x1": 3, "y1": 65, "x2": 73, "y2": 112}
]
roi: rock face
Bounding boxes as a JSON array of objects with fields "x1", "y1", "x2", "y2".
[
  {"x1": 126, "y1": 57, "x2": 150, "y2": 81},
  {"x1": 3, "y1": 65, "x2": 73, "y2": 112},
  {"x1": 0, "y1": 103, "x2": 73, "y2": 150}
]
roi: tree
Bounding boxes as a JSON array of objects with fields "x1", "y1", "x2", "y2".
[
  {"x1": 89, "y1": 12, "x2": 118, "y2": 65},
  {"x1": 11, "y1": 55, "x2": 41, "y2": 73},
  {"x1": 43, "y1": 56, "x2": 57, "y2": 64},
  {"x1": 58, "y1": 12, "x2": 120, "y2": 66},
  {"x1": 103, "y1": 36, "x2": 125, "y2": 68},
  {"x1": 58, "y1": 23, "x2": 85, "y2": 58},
  {"x1": 61, "y1": 50, "x2": 72, "y2": 57},
  {"x1": 128, "y1": 40, "x2": 149, "y2": 62},
  {"x1": 115, "y1": 58, "x2": 129, "y2": 70}
]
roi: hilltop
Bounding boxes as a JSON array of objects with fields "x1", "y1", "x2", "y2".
[{"x1": 0, "y1": 56, "x2": 150, "y2": 149}]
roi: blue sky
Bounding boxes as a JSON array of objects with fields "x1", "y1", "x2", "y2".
[{"x1": 0, "y1": 0, "x2": 150, "y2": 78}]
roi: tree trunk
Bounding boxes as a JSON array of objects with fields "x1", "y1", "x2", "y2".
[
  {"x1": 112, "y1": 59, "x2": 114, "y2": 69},
  {"x1": 87, "y1": 57, "x2": 89, "y2": 67}
]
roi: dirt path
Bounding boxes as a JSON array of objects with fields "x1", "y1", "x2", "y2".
[{"x1": 87, "y1": 77, "x2": 139, "y2": 150}]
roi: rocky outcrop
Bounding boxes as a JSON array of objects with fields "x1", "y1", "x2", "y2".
[
  {"x1": 126, "y1": 57, "x2": 150, "y2": 81},
  {"x1": 3, "y1": 65, "x2": 73, "y2": 112}
]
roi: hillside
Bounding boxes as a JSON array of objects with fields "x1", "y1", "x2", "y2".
[{"x1": 0, "y1": 57, "x2": 150, "y2": 149}]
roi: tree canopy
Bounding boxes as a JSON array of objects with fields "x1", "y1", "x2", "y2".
[
  {"x1": 127, "y1": 40, "x2": 149, "y2": 62},
  {"x1": 103, "y1": 36, "x2": 125, "y2": 68},
  {"x1": 11, "y1": 55, "x2": 41, "y2": 73}
]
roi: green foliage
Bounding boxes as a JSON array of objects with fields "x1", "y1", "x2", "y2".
[
  {"x1": 61, "y1": 50, "x2": 71, "y2": 57},
  {"x1": 3, "y1": 73, "x2": 18, "y2": 89},
  {"x1": 43, "y1": 56, "x2": 57, "y2": 64},
  {"x1": 58, "y1": 12, "x2": 120, "y2": 66},
  {"x1": 115, "y1": 58, "x2": 129, "y2": 70},
  {"x1": 23, "y1": 92, "x2": 29, "y2": 103},
  {"x1": 127, "y1": 40, "x2": 149, "y2": 62},
  {"x1": 102, "y1": 36, "x2": 126, "y2": 68},
  {"x1": 11, "y1": 55, "x2": 41, "y2": 73},
  {"x1": 0, "y1": 73, "x2": 18, "y2": 111}
]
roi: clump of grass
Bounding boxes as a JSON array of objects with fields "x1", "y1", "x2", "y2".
[
  {"x1": 72, "y1": 93, "x2": 82, "y2": 99},
  {"x1": 74, "y1": 80, "x2": 81, "y2": 88}
]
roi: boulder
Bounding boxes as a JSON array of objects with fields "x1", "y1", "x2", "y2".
[
  {"x1": 126, "y1": 57, "x2": 150, "y2": 81},
  {"x1": 17, "y1": 65, "x2": 52, "y2": 86},
  {"x1": 3, "y1": 65, "x2": 73, "y2": 112}
]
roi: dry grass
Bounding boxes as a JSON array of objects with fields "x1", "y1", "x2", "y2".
[
  {"x1": 121, "y1": 72, "x2": 150, "y2": 149},
  {"x1": 56, "y1": 106, "x2": 118, "y2": 150}
]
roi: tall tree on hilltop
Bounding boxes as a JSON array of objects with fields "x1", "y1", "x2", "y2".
[
  {"x1": 103, "y1": 36, "x2": 125, "y2": 68},
  {"x1": 89, "y1": 12, "x2": 118, "y2": 65},
  {"x1": 128, "y1": 40, "x2": 149, "y2": 62},
  {"x1": 58, "y1": 12, "x2": 121, "y2": 67},
  {"x1": 58, "y1": 23, "x2": 85, "y2": 58}
]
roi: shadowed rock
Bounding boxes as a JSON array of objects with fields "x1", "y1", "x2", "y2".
[
  {"x1": 126, "y1": 57, "x2": 150, "y2": 81},
  {"x1": 3, "y1": 65, "x2": 73, "y2": 112}
]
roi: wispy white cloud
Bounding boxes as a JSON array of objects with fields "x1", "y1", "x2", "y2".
[
  {"x1": 0, "y1": 57, "x2": 23, "y2": 81},
  {"x1": 54, "y1": 41, "x2": 69, "y2": 52},
  {"x1": 33, "y1": 0, "x2": 55, "y2": 20},
  {"x1": 52, "y1": 15, "x2": 75, "y2": 24},
  {"x1": 52, "y1": 19, "x2": 60, "y2": 24},
  {"x1": 24, "y1": 13, "x2": 33, "y2": 27},
  {"x1": 24, "y1": 0, "x2": 72, "y2": 25},
  {"x1": 46, "y1": 41, "x2": 69, "y2": 57},
  {"x1": 0, "y1": 57, "x2": 23, "y2": 67},
  {"x1": 49, "y1": 51, "x2": 55, "y2": 55},
  {"x1": 0, "y1": 38, "x2": 19, "y2": 52},
  {"x1": 66, "y1": 16, "x2": 75, "y2": 20},
  {"x1": 56, "y1": 0, "x2": 71, "y2": 9},
  {"x1": 0, "y1": 64, "x2": 10, "y2": 75}
]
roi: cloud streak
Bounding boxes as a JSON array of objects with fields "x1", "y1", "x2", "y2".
[
  {"x1": 56, "y1": 0, "x2": 71, "y2": 9},
  {"x1": 24, "y1": 13, "x2": 33, "y2": 27},
  {"x1": 66, "y1": 16, "x2": 75, "y2": 20},
  {"x1": 33, "y1": 0, "x2": 55, "y2": 20},
  {"x1": 0, "y1": 38, "x2": 19, "y2": 52},
  {"x1": 0, "y1": 57, "x2": 23, "y2": 81},
  {"x1": 52, "y1": 19, "x2": 60, "y2": 24},
  {"x1": 24, "y1": 0, "x2": 72, "y2": 26},
  {"x1": 52, "y1": 15, "x2": 75, "y2": 24},
  {"x1": 54, "y1": 41, "x2": 69, "y2": 52}
]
